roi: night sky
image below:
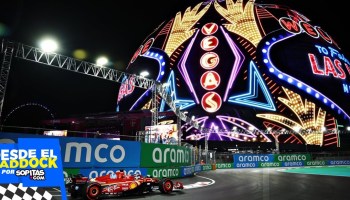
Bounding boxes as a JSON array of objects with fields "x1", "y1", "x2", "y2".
[
  {"x1": 2, "y1": 0, "x2": 349, "y2": 67},
  {"x1": 0, "y1": 0, "x2": 349, "y2": 128}
]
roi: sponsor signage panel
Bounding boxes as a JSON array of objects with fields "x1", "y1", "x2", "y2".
[
  {"x1": 258, "y1": 162, "x2": 281, "y2": 168},
  {"x1": 305, "y1": 160, "x2": 326, "y2": 166},
  {"x1": 274, "y1": 154, "x2": 311, "y2": 162},
  {"x1": 281, "y1": 161, "x2": 304, "y2": 167},
  {"x1": 233, "y1": 154, "x2": 275, "y2": 163},
  {"x1": 201, "y1": 164, "x2": 212, "y2": 171},
  {"x1": 194, "y1": 164, "x2": 202, "y2": 172},
  {"x1": 60, "y1": 137, "x2": 140, "y2": 168},
  {"x1": 181, "y1": 166, "x2": 195, "y2": 177},
  {"x1": 234, "y1": 162, "x2": 258, "y2": 168},
  {"x1": 147, "y1": 167, "x2": 181, "y2": 178},
  {"x1": 327, "y1": 160, "x2": 350, "y2": 165},
  {"x1": 234, "y1": 154, "x2": 311, "y2": 164},
  {"x1": 140, "y1": 143, "x2": 191, "y2": 167},
  {"x1": 216, "y1": 163, "x2": 233, "y2": 169}
]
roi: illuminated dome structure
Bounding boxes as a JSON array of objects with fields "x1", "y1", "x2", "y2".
[{"x1": 117, "y1": 0, "x2": 350, "y2": 147}]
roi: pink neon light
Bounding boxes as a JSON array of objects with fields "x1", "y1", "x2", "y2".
[
  {"x1": 178, "y1": 31, "x2": 200, "y2": 104},
  {"x1": 220, "y1": 26, "x2": 245, "y2": 101},
  {"x1": 209, "y1": 122, "x2": 223, "y2": 140},
  {"x1": 216, "y1": 117, "x2": 244, "y2": 141},
  {"x1": 324, "y1": 137, "x2": 336, "y2": 142},
  {"x1": 195, "y1": 116, "x2": 209, "y2": 125},
  {"x1": 285, "y1": 135, "x2": 293, "y2": 143},
  {"x1": 217, "y1": 117, "x2": 256, "y2": 138},
  {"x1": 217, "y1": 115, "x2": 271, "y2": 142},
  {"x1": 324, "y1": 141, "x2": 338, "y2": 146}
]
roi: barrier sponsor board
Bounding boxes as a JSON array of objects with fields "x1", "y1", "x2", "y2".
[
  {"x1": 234, "y1": 154, "x2": 311, "y2": 164},
  {"x1": 216, "y1": 163, "x2": 233, "y2": 169},
  {"x1": 275, "y1": 154, "x2": 311, "y2": 162},
  {"x1": 194, "y1": 164, "x2": 202, "y2": 172},
  {"x1": 61, "y1": 137, "x2": 141, "y2": 168},
  {"x1": 281, "y1": 161, "x2": 304, "y2": 167},
  {"x1": 0, "y1": 132, "x2": 141, "y2": 168},
  {"x1": 79, "y1": 167, "x2": 148, "y2": 179},
  {"x1": 201, "y1": 164, "x2": 212, "y2": 171},
  {"x1": 305, "y1": 160, "x2": 326, "y2": 166},
  {"x1": 181, "y1": 166, "x2": 195, "y2": 177},
  {"x1": 327, "y1": 160, "x2": 350, "y2": 165},
  {"x1": 147, "y1": 167, "x2": 181, "y2": 178},
  {"x1": 140, "y1": 143, "x2": 191, "y2": 167},
  {"x1": 234, "y1": 162, "x2": 258, "y2": 168},
  {"x1": 258, "y1": 162, "x2": 281, "y2": 168},
  {"x1": 234, "y1": 154, "x2": 274, "y2": 163}
]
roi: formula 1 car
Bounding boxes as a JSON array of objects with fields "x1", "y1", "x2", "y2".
[{"x1": 68, "y1": 170, "x2": 184, "y2": 199}]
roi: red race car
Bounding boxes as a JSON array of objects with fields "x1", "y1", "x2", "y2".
[{"x1": 68, "y1": 170, "x2": 184, "y2": 199}]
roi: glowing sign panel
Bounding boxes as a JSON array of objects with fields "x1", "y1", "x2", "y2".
[
  {"x1": 201, "y1": 36, "x2": 219, "y2": 51},
  {"x1": 201, "y1": 92, "x2": 222, "y2": 113},
  {"x1": 141, "y1": 38, "x2": 154, "y2": 55},
  {"x1": 117, "y1": 77, "x2": 135, "y2": 102},
  {"x1": 200, "y1": 71, "x2": 221, "y2": 90},
  {"x1": 120, "y1": 1, "x2": 350, "y2": 145},
  {"x1": 200, "y1": 52, "x2": 220, "y2": 69},
  {"x1": 308, "y1": 53, "x2": 346, "y2": 79},
  {"x1": 201, "y1": 22, "x2": 219, "y2": 35},
  {"x1": 278, "y1": 17, "x2": 333, "y2": 44},
  {"x1": 129, "y1": 38, "x2": 155, "y2": 64}
]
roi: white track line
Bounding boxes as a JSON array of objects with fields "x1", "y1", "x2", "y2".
[{"x1": 183, "y1": 174, "x2": 215, "y2": 189}]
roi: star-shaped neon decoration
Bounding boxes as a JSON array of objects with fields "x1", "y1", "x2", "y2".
[
  {"x1": 159, "y1": 70, "x2": 196, "y2": 112},
  {"x1": 228, "y1": 61, "x2": 276, "y2": 111}
]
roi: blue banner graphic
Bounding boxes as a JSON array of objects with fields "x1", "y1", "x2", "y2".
[
  {"x1": 194, "y1": 164, "x2": 202, "y2": 173},
  {"x1": 327, "y1": 160, "x2": 350, "y2": 165},
  {"x1": 60, "y1": 137, "x2": 141, "y2": 168},
  {"x1": 234, "y1": 162, "x2": 258, "y2": 168},
  {"x1": 0, "y1": 138, "x2": 66, "y2": 200},
  {"x1": 281, "y1": 161, "x2": 304, "y2": 167},
  {"x1": 181, "y1": 166, "x2": 194, "y2": 177},
  {"x1": 234, "y1": 154, "x2": 274, "y2": 163}
]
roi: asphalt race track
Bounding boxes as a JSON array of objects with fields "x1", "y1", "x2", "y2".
[{"x1": 52, "y1": 167, "x2": 350, "y2": 200}]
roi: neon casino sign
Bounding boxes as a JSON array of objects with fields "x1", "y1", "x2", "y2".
[
  {"x1": 118, "y1": 0, "x2": 350, "y2": 146},
  {"x1": 265, "y1": 15, "x2": 350, "y2": 117},
  {"x1": 278, "y1": 16, "x2": 350, "y2": 95},
  {"x1": 200, "y1": 23, "x2": 222, "y2": 113}
]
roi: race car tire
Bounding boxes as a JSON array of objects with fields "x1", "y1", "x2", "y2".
[
  {"x1": 159, "y1": 178, "x2": 173, "y2": 194},
  {"x1": 84, "y1": 183, "x2": 101, "y2": 200}
]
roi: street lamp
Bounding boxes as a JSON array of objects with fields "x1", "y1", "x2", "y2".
[
  {"x1": 140, "y1": 71, "x2": 149, "y2": 77},
  {"x1": 96, "y1": 56, "x2": 108, "y2": 66},
  {"x1": 39, "y1": 38, "x2": 58, "y2": 52}
]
